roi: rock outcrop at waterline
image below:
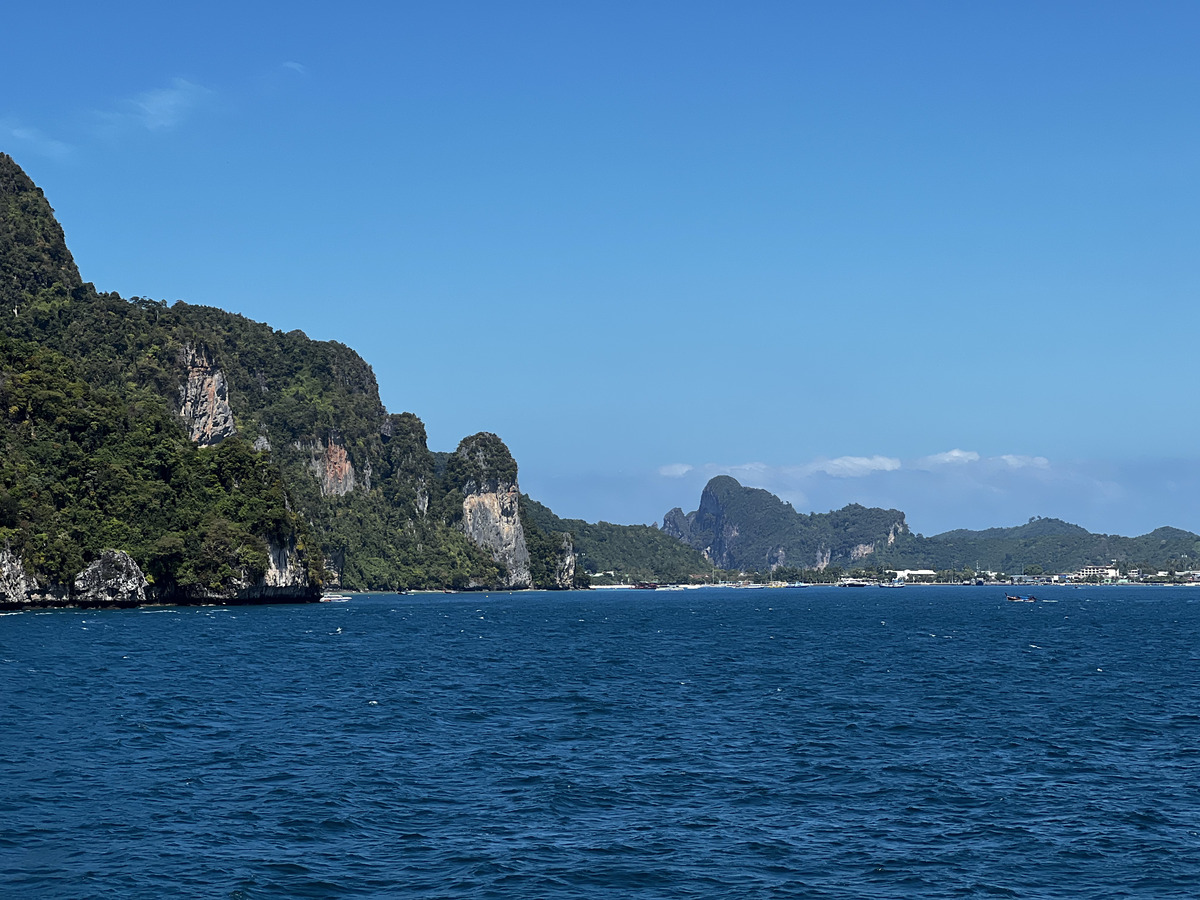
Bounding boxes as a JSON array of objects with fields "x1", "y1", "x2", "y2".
[
  {"x1": 73, "y1": 550, "x2": 148, "y2": 606},
  {"x1": 0, "y1": 539, "x2": 321, "y2": 609},
  {"x1": 0, "y1": 545, "x2": 30, "y2": 606}
]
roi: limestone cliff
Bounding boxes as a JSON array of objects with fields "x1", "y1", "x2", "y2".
[
  {"x1": 553, "y1": 534, "x2": 577, "y2": 589},
  {"x1": 0, "y1": 545, "x2": 30, "y2": 606},
  {"x1": 304, "y1": 435, "x2": 363, "y2": 497},
  {"x1": 178, "y1": 344, "x2": 236, "y2": 446},
  {"x1": 264, "y1": 536, "x2": 310, "y2": 591},
  {"x1": 176, "y1": 535, "x2": 319, "y2": 604},
  {"x1": 73, "y1": 550, "x2": 148, "y2": 607},
  {"x1": 448, "y1": 433, "x2": 531, "y2": 589}
]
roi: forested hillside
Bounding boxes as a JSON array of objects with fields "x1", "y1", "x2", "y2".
[
  {"x1": 0, "y1": 152, "x2": 579, "y2": 601},
  {"x1": 522, "y1": 496, "x2": 711, "y2": 581}
]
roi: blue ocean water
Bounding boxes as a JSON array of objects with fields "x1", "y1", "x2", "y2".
[{"x1": 4, "y1": 585, "x2": 1200, "y2": 898}]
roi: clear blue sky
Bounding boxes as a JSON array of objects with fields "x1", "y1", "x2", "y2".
[{"x1": 5, "y1": 1, "x2": 1199, "y2": 535}]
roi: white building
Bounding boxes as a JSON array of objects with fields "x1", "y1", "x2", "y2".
[
  {"x1": 1072, "y1": 564, "x2": 1119, "y2": 581},
  {"x1": 893, "y1": 569, "x2": 937, "y2": 582}
]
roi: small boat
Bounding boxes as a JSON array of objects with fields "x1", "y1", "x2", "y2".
[{"x1": 1006, "y1": 594, "x2": 1037, "y2": 603}]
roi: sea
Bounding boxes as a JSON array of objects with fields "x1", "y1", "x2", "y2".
[{"x1": 4, "y1": 585, "x2": 1200, "y2": 898}]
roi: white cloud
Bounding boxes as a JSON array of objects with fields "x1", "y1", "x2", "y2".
[
  {"x1": 283, "y1": 61, "x2": 307, "y2": 74},
  {"x1": 658, "y1": 463, "x2": 693, "y2": 478},
  {"x1": 918, "y1": 449, "x2": 980, "y2": 468},
  {"x1": 803, "y1": 455, "x2": 901, "y2": 478},
  {"x1": 93, "y1": 78, "x2": 213, "y2": 136},
  {"x1": 998, "y1": 454, "x2": 1050, "y2": 469},
  {"x1": 1, "y1": 119, "x2": 71, "y2": 160}
]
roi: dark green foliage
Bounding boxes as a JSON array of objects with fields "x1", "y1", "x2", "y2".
[
  {"x1": 446, "y1": 432, "x2": 519, "y2": 494},
  {"x1": 873, "y1": 517, "x2": 1200, "y2": 575},
  {"x1": 0, "y1": 153, "x2": 82, "y2": 313},
  {"x1": 519, "y1": 499, "x2": 591, "y2": 589},
  {"x1": 0, "y1": 335, "x2": 312, "y2": 595},
  {"x1": 523, "y1": 495, "x2": 711, "y2": 581}
]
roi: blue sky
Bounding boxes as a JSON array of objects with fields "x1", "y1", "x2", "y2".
[{"x1": 4, "y1": 1, "x2": 1199, "y2": 535}]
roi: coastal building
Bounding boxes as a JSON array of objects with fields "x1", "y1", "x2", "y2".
[
  {"x1": 892, "y1": 569, "x2": 937, "y2": 582},
  {"x1": 1071, "y1": 564, "x2": 1120, "y2": 582}
]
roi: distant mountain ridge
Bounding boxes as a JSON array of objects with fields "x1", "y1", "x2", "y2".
[
  {"x1": 663, "y1": 475, "x2": 907, "y2": 571},
  {"x1": 665, "y1": 476, "x2": 1200, "y2": 574}
]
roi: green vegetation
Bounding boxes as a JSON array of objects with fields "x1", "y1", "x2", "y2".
[
  {"x1": 523, "y1": 496, "x2": 712, "y2": 582},
  {"x1": 0, "y1": 335, "x2": 317, "y2": 597},
  {"x1": 0, "y1": 153, "x2": 580, "y2": 596}
]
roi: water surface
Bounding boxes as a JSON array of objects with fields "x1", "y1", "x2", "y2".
[{"x1": 4, "y1": 585, "x2": 1200, "y2": 897}]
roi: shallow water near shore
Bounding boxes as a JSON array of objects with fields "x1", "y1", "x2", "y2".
[{"x1": 4, "y1": 584, "x2": 1200, "y2": 898}]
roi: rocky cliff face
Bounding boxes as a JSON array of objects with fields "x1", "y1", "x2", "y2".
[
  {"x1": 178, "y1": 344, "x2": 237, "y2": 446},
  {"x1": 449, "y1": 433, "x2": 532, "y2": 589},
  {"x1": 304, "y1": 435, "x2": 363, "y2": 497},
  {"x1": 176, "y1": 537, "x2": 320, "y2": 604},
  {"x1": 73, "y1": 549, "x2": 148, "y2": 606},
  {"x1": 264, "y1": 536, "x2": 310, "y2": 590},
  {"x1": 553, "y1": 533, "x2": 577, "y2": 589},
  {"x1": 661, "y1": 507, "x2": 694, "y2": 543},
  {"x1": 0, "y1": 545, "x2": 30, "y2": 606},
  {"x1": 461, "y1": 484, "x2": 532, "y2": 588}
]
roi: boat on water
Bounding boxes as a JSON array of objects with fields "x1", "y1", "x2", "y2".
[
  {"x1": 321, "y1": 593, "x2": 351, "y2": 603},
  {"x1": 1006, "y1": 594, "x2": 1037, "y2": 602}
]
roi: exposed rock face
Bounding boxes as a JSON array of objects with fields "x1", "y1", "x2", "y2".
[
  {"x1": 462, "y1": 488, "x2": 532, "y2": 588},
  {"x1": 851, "y1": 542, "x2": 875, "y2": 561},
  {"x1": 554, "y1": 534, "x2": 577, "y2": 589},
  {"x1": 176, "y1": 536, "x2": 319, "y2": 604},
  {"x1": 264, "y1": 536, "x2": 309, "y2": 590},
  {"x1": 305, "y1": 435, "x2": 360, "y2": 496},
  {"x1": 178, "y1": 344, "x2": 236, "y2": 446},
  {"x1": 73, "y1": 550, "x2": 148, "y2": 606},
  {"x1": 0, "y1": 545, "x2": 30, "y2": 606},
  {"x1": 661, "y1": 507, "x2": 694, "y2": 543},
  {"x1": 450, "y1": 433, "x2": 531, "y2": 589}
]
